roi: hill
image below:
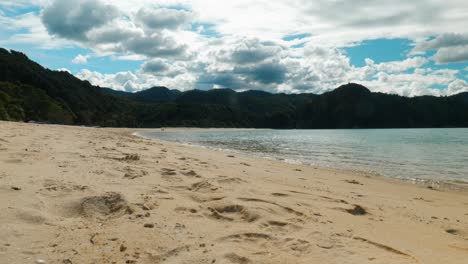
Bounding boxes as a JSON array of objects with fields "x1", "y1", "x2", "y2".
[{"x1": 1, "y1": 48, "x2": 468, "y2": 128}]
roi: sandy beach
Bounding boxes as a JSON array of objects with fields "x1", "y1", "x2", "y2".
[{"x1": 0, "y1": 121, "x2": 467, "y2": 264}]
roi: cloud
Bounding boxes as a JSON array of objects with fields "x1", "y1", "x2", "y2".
[
  {"x1": 114, "y1": 54, "x2": 147, "y2": 61},
  {"x1": 5, "y1": 0, "x2": 468, "y2": 96},
  {"x1": 72, "y1": 54, "x2": 89, "y2": 64},
  {"x1": 136, "y1": 7, "x2": 192, "y2": 30},
  {"x1": 0, "y1": 11, "x2": 71, "y2": 49},
  {"x1": 140, "y1": 59, "x2": 186, "y2": 77},
  {"x1": 123, "y1": 34, "x2": 188, "y2": 58},
  {"x1": 237, "y1": 62, "x2": 288, "y2": 84},
  {"x1": 433, "y1": 45, "x2": 468, "y2": 64},
  {"x1": 41, "y1": 0, "x2": 119, "y2": 41},
  {"x1": 196, "y1": 73, "x2": 246, "y2": 90},
  {"x1": 39, "y1": 0, "x2": 191, "y2": 60},
  {"x1": 412, "y1": 33, "x2": 468, "y2": 63},
  {"x1": 366, "y1": 57, "x2": 429, "y2": 73},
  {"x1": 447, "y1": 79, "x2": 468, "y2": 95},
  {"x1": 229, "y1": 39, "x2": 282, "y2": 64},
  {"x1": 359, "y1": 68, "x2": 463, "y2": 97},
  {"x1": 414, "y1": 33, "x2": 468, "y2": 51},
  {"x1": 77, "y1": 68, "x2": 197, "y2": 92}
]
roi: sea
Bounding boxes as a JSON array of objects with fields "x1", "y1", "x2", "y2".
[{"x1": 138, "y1": 129, "x2": 468, "y2": 185}]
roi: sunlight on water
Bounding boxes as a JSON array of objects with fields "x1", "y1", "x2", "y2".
[{"x1": 140, "y1": 129, "x2": 468, "y2": 184}]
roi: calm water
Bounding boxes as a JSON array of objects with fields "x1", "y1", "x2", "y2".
[{"x1": 139, "y1": 129, "x2": 468, "y2": 184}]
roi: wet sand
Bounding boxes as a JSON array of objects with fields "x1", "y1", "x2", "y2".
[{"x1": 0, "y1": 121, "x2": 467, "y2": 264}]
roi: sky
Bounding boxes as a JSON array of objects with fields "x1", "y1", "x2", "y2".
[{"x1": 1, "y1": 0, "x2": 468, "y2": 96}]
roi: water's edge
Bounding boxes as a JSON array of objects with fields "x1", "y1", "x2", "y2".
[{"x1": 133, "y1": 130, "x2": 468, "y2": 192}]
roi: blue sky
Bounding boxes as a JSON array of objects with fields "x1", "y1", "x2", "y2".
[{"x1": 1, "y1": 0, "x2": 468, "y2": 96}]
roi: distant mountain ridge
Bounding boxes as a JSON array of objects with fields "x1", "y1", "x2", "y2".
[
  {"x1": 102, "y1": 86, "x2": 182, "y2": 102},
  {"x1": 1, "y1": 48, "x2": 468, "y2": 128}
]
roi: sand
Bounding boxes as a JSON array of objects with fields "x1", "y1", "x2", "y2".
[{"x1": 0, "y1": 121, "x2": 467, "y2": 264}]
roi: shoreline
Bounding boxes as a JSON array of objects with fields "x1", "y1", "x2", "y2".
[
  {"x1": 1, "y1": 121, "x2": 468, "y2": 264},
  {"x1": 133, "y1": 129, "x2": 468, "y2": 194}
]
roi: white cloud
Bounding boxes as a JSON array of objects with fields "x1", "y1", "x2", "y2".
[
  {"x1": 136, "y1": 7, "x2": 193, "y2": 31},
  {"x1": 77, "y1": 68, "x2": 197, "y2": 92},
  {"x1": 71, "y1": 54, "x2": 89, "y2": 64},
  {"x1": 113, "y1": 54, "x2": 147, "y2": 61},
  {"x1": 414, "y1": 33, "x2": 468, "y2": 52},
  {"x1": 447, "y1": 79, "x2": 468, "y2": 95},
  {"x1": 374, "y1": 57, "x2": 429, "y2": 73},
  {"x1": 0, "y1": 11, "x2": 71, "y2": 49},
  {"x1": 433, "y1": 45, "x2": 468, "y2": 64},
  {"x1": 412, "y1": 33, "x2": 468, "y2": 63},
  {"x1": 4, "y1": 0, "x2": 468, "y2": 96}
]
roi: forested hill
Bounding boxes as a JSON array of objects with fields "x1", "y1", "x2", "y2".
[{"x1": 1, "y1": 48, "x2": 468, "y2": 128}]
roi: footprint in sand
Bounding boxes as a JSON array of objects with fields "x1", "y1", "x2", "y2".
[
  {"x1": 189, "y1": 194, "x2": 226, "y2": 203},
  {"x1": 160, "y1": 168, "x2": 183, "y2": 182},
  {"x1": 182, "y1": 170, "x2": 201, "y2": 178},
  {"x1": 190, "y1": 180, "x2": 220, "y2": 193},
  {"x1": 220, "y1": 232, "x2": 273, "y2": 243},
  {"x1": 122, "y1": 166, "x2": 148, "y2": 180},
  {"x1": 42, "y1": 180, "x2": 89, "y2": 193},
  {"x1": 280, "y1": 238, "x2": 312, "y2": 255},
  {"x1": 61, "y1": 192, "x2": 130, "y2": 219},
  {"x1": 216, "y1": 176, "x2": 246, "y2": 185},
  {"x1": 116, "y1": 142, "x2": 129, "y2": 148},
  {"x1": 260, "y1": 220, "x2": 302, "y2": 233},
  {"x1": 237, "y1": 197, "x2": 305, "y2": 217},
  {"x1": 207, "y1": 203, "x2": 259, "y2": 222},
  {"x1": 147, "y1": 245, "x2": 213, "y2": 263},
  {"x1": 161, "y1": 168, "x2": 177, "y2": 176},
  {"x1": 15, "y1": 208, "x2": 49, "y2": 225},
  {"x1": 174, "y1": 207, "x2": 199, "y2": 215},
  {"x1": 224, "y1": 253, "x2": 251, "y2": 264}
]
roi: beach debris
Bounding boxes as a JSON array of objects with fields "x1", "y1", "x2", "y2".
[
  {"x1": 35, "y1": 259, "x2": 46, "y2": 264},
  {"x1": 446, "y1": 229, "x2": 459, "y2": 235},
  {"x1": 144, "y1": 223, "x2": 154, "y2": 228},
  {"x1": 353, "y1": 237, "x2": 413, "y2": 258},
  {"x1": 142, "y1": 203, "x2": 153, "y2": 211},
  {"x1": 120, "y1": 244, "x2": 127, "y2": 252},
  {"x1": 90, "y1": 233, "x2": 97, "y2": 244},
  {"x1": 11, "y1": 186, "x2": 21, "y2": 191},
  {"x1": 346, "y1": 205, "x2": 367, "y2": 216}
]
